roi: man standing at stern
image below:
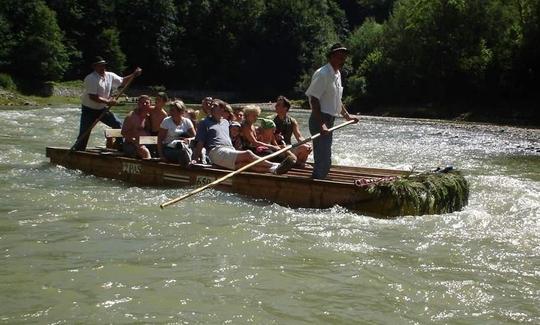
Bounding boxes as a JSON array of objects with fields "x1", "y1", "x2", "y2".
[
  {"x1": 74, "y1": 56, "x2": 142, "y2": 151},
  {"x1": 305, "y1": 43, "x2": 358, "y2": 179}
]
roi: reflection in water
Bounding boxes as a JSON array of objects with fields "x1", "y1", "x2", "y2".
[{"x1": 0, "y1": 106, "x2": 539, "y2": 323}]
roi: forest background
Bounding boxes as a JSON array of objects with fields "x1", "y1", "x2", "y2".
[{"x1": 0, "y1": 0, "x2": 538, "y2": 122}]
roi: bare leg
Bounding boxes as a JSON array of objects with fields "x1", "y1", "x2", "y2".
[
  {"x1": 235, "y1": 150, "x2": 275, "y2": 173},
  {"x1": 292, "y1": 144, "x2": 312, "y2": 167},
  {"x1": 137, "y1": 145, "x2": 152, "y2": 159},
  {"x1": 284, "y1": 150, "x2": 297, "y2": 162}
]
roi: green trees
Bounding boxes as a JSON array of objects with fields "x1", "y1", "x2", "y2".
[
  {"x1": 116, "y1": 0, "x2": 178, "y2": 81},
  {"x1": 253, "y1": 0, "x2": 344, "y2": 97},
  {"x1": 45, "y1": 0, "x2": 124, "y2": 76},
  {"x1": 345, "y1": 0, "x2": 540, "y2": 112},
  {"x1": 0, "y1": 0, "x2": 537, "y2": 114},
  {"x1": 0, "y1": 0, "x2": 69, "y2": 84},
  {"x1": 167, "y1": 0, "x2": 343, "y2": 98}
]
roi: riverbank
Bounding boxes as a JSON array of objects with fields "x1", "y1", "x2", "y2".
[
  {"x1": 0, "y1": 83, "x2": 81, "y2": 107},
  {"x1": 357, "y1": 103, "x2": 539, "y2": 128},
  {"x1": 1, "y1": 85, "x2": 538, "y2": 128}
]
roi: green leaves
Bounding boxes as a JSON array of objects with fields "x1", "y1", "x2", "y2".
[
  {"x1": 346, "y1": 0, "x2": 540, "y2": 110},
  {"x1": 3, "y1": 0, "x2": 69, "y2": 81},
  {"x1": 0, "y1": 0, "x2": 537, "y2": 108}
]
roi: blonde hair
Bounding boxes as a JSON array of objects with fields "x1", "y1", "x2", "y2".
[{"x1": 243, "y1": 105, "x2": 261, "y2": 116}]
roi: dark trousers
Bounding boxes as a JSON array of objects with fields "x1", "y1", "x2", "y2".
[
  {"x1": 163, "y1": 144, "x2": 192, "y2": 167},
  {"x1": 309, "y1": 112, "x2": 335, "y2": 179},
  {"x1": 75, "y1": 105, "x2": 122, "y2": 151}
]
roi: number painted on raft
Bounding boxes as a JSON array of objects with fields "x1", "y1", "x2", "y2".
[
  {"x1": 196, "y1": 176, "x2": 215, "y2": 186},
  {"x1": 122, "y1": 162, "x2": 142, "y2": 175}
]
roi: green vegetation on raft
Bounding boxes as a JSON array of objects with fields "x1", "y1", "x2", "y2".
[{"x1": 367, "y1": 171, "x2": 470, "y2": 217}]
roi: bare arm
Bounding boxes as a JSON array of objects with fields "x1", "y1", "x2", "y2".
[
  {"x1": 292, "y1": 119, "x2": 305, "y2": 142},
  {"x1": 186, "y1": 126, "x2": 196, "y2": 138},
  {"x1": 242, "y1": 125, "x2": 280, "y2": 150},
  {"x1": 270, "y1": 134, "x2": 279, "y2": 147},
  {"x1": 340, "y1": 104, "x2": 359, "y2": 123},
  {"x1": 191, "y1": 141, "x2": 204, "y2": 163}
]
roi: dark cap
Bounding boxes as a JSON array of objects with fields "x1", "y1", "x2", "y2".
[
  {"x1": 92, "y1": 56, "x2": 107, "y2": 66},
  {"x1": 327, "y1": 43, "x2": 349, "y2": 57}
]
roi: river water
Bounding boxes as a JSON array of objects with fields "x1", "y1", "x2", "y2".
[{"x1": 0, "y1": 105, "x2": 538, "y2": 324}]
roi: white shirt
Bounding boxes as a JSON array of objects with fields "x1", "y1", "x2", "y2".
[
  {"x1": 81, "y1": 71, "x2": 123, "y2": 110},
  {"x1": 305, "y1": 63, "x2": 343, "y2": 117},
  {"x1": 160, "y1": 116, "x2": 194, "y2": 147}
]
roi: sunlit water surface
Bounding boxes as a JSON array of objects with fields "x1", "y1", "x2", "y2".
[{"x1": 0, "y1": 106, "x2": 539, "y2": 323}]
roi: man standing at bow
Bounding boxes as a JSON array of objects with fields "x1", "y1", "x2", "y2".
[
  {"x1": 74, "y1": 56, "x2": 142, "y2": 151},
  {"x1": 305, "y1": 43, "x2": 358, "y2": 179}
]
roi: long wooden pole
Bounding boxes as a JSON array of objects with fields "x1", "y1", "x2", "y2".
[
  {"x1": 67, "y1": 75, "x2": 137, "y2": 153},
  {"x1": 160, "y1": 119, "x2": 356, "y2": 209}
]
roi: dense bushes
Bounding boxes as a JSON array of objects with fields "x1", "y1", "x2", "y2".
[{"x1": 0, "y1": 73, "x2": 15, "y2": 90}]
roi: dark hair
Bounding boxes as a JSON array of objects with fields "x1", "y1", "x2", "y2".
[
  {"x1": 276, "y1": 95, "x2": 291, "y2": 111},
  {"x1": 212, "y1": 99, "x2": 228, "y2": 109},
  {"x1": 156, "y1": 91, "x2": 169, "y2": 102}
]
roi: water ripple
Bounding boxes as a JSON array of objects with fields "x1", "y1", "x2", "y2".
[{"x1": 0, "y1": 107, "x2": 538, "y2": 323}]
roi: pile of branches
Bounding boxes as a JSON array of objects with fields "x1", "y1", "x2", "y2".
[{"x1": 367, "y1": 170, "x2": 470, "y2": 216}]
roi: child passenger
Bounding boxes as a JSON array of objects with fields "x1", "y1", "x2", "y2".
[{"x1": 229, "y1": 121, "x2": 243, "y2": 150}]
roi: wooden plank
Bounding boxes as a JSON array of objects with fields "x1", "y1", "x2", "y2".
[
  {"x1": 139, "y1": 136, "x2": 158, "y2": 145},
  {"x1": 104, "y1": 128, "x2": 122, "y2": 138}
]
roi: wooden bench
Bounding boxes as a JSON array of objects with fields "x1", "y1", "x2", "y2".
[{"x1": 104, "y1": 128, "x2": 158, "y2": 148}]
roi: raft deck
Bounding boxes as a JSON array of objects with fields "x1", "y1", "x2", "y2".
[{"x1": 46, "y1": 146, "x2": 469, "y2": 217}]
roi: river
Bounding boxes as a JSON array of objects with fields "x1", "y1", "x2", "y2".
[{"x1": 0, "y1": 105, "x2": 538, "y2": 323}]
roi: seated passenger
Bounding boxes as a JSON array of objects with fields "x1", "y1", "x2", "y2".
[
  {"x1": 143, "y1": 92, "x2": 169, "y2": 157},
  {"x1": 223, "y1": 104, "x2": 234, "y2": 122},
  {"x1": 273, "y1": 95, "x2": 312, "y2": 167},
  {"x1": 148, "y1": 92, "x2": 169, "y2": 136},
  {"x1": 233, "y1": 106, "x2": 244, "y2": 122},
  {"x1": 257, "y1": 118, "x2": 278, "y2": 145},
  {"x1": 185, "y1": 108, "x2": 199, "y2": 130},
  {"x1": 229, "y1": 121, "x2": 243, "y2": 150},
  {"x1": 121, "y1": 95, "x2": 152, "y2": 159},
  {"x1": 157, "y1": 100, "x2": 195, "y2": 167},
  {"x1": 192, "y1": 99, "x2": 295, "y2": 174},
  {"x1": 241, "y1": 105, "x2": 296, "y2": 162},
  {"x1": 197, "y1": 96, "x2": 213, "y2": 121}
]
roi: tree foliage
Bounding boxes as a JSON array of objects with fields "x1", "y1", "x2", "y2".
[
  {"x1": 0, "y1": 0, "x2": 538, "y2": 114},
  {"x1": 1, "y1": 0, "x2": 69, "y2": 82},
  {"x1": 346, "y1": 0, "x2": 540, "y2": 111}
]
